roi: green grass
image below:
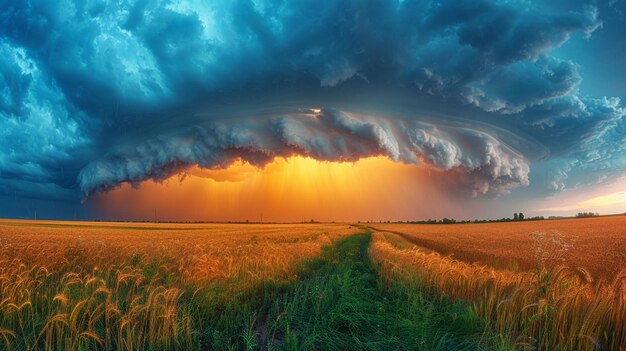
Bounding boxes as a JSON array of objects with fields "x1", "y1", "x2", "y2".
[{"x1": 185, "y1": 231, "x2": 509, "y2": 350}]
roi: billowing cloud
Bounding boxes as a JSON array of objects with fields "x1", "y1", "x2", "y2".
[
  {"x1": 0, "y1": 0, "x2": 624, "y2": 207},
  {"x1": 78, "y1": 109, "x2": 530, "y2": 197},
  {"x1": 463, "y1": 57, "x2": 582, "y2": 113},
  {"x1": 0, "y1": 40, "x2": 88, "y2": 200}
]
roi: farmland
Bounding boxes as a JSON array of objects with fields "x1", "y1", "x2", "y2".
[
  {"x1": 0, "y1": 220, "x2": 358, "y2": 289},
  {"x1": 370, "y1": 216, "x2": 626, "y2": 351},
  {"x1": 0, "y1": 218, "x2": 624, "y2": 350},
  {"x1": 371, "y1": 215, "x2": 626, "y2": 282},
  {"x1": 0, "y1": 220, "x2": 360, "y2": 350}
]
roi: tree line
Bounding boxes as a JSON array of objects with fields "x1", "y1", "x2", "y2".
[{"x1": 575, "y1": 212, "x2": 599, "y2": 218}]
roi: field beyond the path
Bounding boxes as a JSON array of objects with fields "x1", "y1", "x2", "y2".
[{"x1": 371, "y1": 215, "x2": 626, "y2": 282}]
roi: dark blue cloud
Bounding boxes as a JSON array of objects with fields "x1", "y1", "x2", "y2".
[
  {"x1": 521, "y1": 96, "x2": 625, "y2": 193},
  {"x1": 462, "y1": 57, "x2": 582, "y2": 113},
  {"x1": 0, "y1": 39, "x2": 88, "y2": 199},
  {"x1": 521, "y1": 96, "x2": 624, "y2": 155},
  {"x1": 0, "y1": 0, "x2": 624, "y2": 212}
]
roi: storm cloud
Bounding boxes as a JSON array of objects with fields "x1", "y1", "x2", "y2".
[
  {"x1": 78, "y1": 109, "x2": 530, "y2": 197},
  {"x1": 0, "y1": 0, "x2": 624, "y2": 203}
]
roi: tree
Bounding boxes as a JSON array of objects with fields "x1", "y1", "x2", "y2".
[
  {"x1": 519, "y1": 212, "x2": 524, "y2": 220},
  {"x1": 576, "y1": 212, "x2": 600, "y2": 218},
  {"x1": 513, "y1": 213, "x2": 518, "y2": 221}
]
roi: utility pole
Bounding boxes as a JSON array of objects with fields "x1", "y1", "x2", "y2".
[{"x1": 154, "y1": 208, "x2": 157, "y2": 223}]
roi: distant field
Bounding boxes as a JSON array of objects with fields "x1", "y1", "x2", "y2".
[
  {"x1": 0, "y1": 220, "x2": 358, "y2": 287},
  {"x1": 371, "y1": 215, "x2": 626, "y2": 282}
]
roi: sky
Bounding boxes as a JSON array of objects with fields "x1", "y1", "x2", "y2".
[{"x1": 0, "y1": 0, "x2": 625, "y2": 221}]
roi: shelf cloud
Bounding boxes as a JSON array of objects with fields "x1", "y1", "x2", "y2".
[{"x1": 78, "y1": 109, "x2": 530, "y2": 197}]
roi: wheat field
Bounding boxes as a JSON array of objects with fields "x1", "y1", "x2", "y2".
[
  {"x1": 0, "y1": 220, "x2": 358, "y2": 350},
  {"x1": 369, "y1": 218, "x2": 626, "y2": 351},
  {"x1": 371, "y1": 215, "x2": 626, "y2": 281},
  {"x1": 1, "y1": 218, "x2": 625, "y2": 350}
]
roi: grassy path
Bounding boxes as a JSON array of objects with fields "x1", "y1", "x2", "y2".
[{"x1": 215, "y1": 231, "x2": 496, "y2": 350}]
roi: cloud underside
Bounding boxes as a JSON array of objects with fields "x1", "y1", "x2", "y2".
[
  {"x1": 0, "y1": 0, "x2": 624, "y2": 201},
  {"x1": 78, "y1": 109, "x2": 530, "y2": 197}
]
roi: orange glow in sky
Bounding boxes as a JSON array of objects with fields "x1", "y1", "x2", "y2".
[
  {"x1": 535, "y1": 177, "x2": 626, "y2": 215},
  {"x1": 92, "y1": 156, "x2": 471, "y2": 222}
]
